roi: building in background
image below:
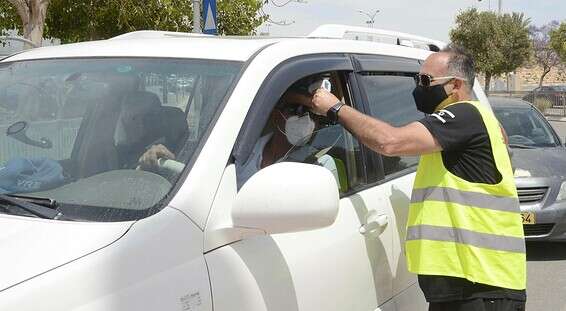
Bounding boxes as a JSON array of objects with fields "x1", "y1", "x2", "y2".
[
  {"x1": 479, "y1": 65, "x2": 566, "y2": 92},
  {"x1": 515, "y1": 65, "x2": 566, "y2": 91}
]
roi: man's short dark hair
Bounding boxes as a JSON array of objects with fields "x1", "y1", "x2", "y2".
[{"x1": 441, "y1": 44, "x2": 476, "y2": 90}]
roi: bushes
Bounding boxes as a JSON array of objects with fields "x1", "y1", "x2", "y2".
[{"x1": 533, "y1": 97, "x2": 553, "y2": 113}]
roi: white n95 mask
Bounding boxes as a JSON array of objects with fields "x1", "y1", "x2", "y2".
[{"x1": 284, "y1": 114, "x2": 315, "y2": 146}]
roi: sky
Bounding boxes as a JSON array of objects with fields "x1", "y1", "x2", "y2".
[{"x1": 259, "y1": 0, "x2": 566, "y2": 42}]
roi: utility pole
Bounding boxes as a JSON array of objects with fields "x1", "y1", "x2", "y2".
[{"x1": 192, "y1": 0, "x2": 201, "y2": 33}]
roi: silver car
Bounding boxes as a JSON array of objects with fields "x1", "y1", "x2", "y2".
[{"x1": 491, "y1": 97, "x2": 566, "y2": 241}]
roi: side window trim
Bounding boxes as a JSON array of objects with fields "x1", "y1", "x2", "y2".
[
  {"x1": 344, "y1": 69, "x2": 384, "y2": 186},
  {"x1": 352, "y1": 54, "x2": 421, "y2": 73},
  {"x1": 351, "y1": 54, "x2": 422, "y2": 185},
  {"x1": 340, "y1": 166, "x2": 418, "y2": 198},
  {"x1": 232, "y1": 53, "x2": 353, "y2": 167}
]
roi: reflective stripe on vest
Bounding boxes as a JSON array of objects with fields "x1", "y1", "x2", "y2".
[
  {"x1": 411, "y1": 187, "x2": 520, "y2": 214},
  {"x1": 406, "y1": 100, "x2": 526, "y2": 290},
  {"x1": 406, "y1": 225, "x2": 526, "y2": 254}
]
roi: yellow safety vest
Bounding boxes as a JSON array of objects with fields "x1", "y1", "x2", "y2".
[{"x1": 406, "y1": 101, "x2": 526, "y2": 290}]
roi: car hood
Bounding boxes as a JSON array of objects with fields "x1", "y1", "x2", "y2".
[
  {"x1": 511, "y1": 148, "x2": 566, "y2": 179},
  {"x1": 0, "y1": 214, "x2": 132, "y2": 291}
]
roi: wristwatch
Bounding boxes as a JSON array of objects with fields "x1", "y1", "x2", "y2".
[{"x1": 326, "y1": 101, "x2": 345, "y2": 124}]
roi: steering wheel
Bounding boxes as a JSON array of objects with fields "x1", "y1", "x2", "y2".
[
  {"x1": 156, "y1": 158, "x2": 185, "y2": 175},
  {"x1": 508, "y1": 135, "x2": 535, "y2": 145}
]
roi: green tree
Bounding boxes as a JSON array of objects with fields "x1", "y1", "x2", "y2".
[
  {"x1": 0, "y1": 0, "x2": 50, "y2": 48},
  {"x1": 550, "y1": 22, "x2": 566, "y2": 63},
  {"x1": 217, "y1": 0, "x2": 267, "y2": 35},
  {"x1": 450, "y1": 9, "x2": 532, "y2": 93},
  {"x1": 530, "y1": 21, "x2": 561, "y2": 88},
  {"x1": 46, "y1": 0, "x2": 195, "y2": 43},
  {"x1": 1, "y1": 0, "x2": 267, "y2": 46}
]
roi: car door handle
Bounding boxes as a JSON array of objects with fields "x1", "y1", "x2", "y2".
[{"x1": 359, "y1": 214, "x2": 389, "y2": 235}]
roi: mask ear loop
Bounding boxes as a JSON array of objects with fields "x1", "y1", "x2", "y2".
[
  {"x1": 276, "y1": 126, "x2": 343, "y2": 164},
  {"x1": 314, "y1": 132, "x2": 344, "y2": 159},
  {"x1": 274, "y1": 109, "x2": 310, "y2": 140},
  {"x1": 275, "y1": 109, "x2": 289, "y2": 137}
]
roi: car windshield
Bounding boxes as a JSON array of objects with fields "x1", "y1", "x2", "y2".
[
  {"x1": 0, "y1": 58, "x2": 242, "y2": 221},
  {"x1": 494, "y1": 106, "x2": 560, "y2": 148}
]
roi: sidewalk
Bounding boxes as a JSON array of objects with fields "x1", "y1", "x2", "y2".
[{"x1": 546, "y1": 115, "x2": 566, "y2": 122}]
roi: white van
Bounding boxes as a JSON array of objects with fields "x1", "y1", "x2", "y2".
[{"x1": 0, "y1": 25, "x2": 489, "y2": 311}]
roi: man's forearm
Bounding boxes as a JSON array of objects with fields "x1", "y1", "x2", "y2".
[
  {"x1": 310, "y1": 89, "x2": 440, "y2": 157},
  {"x1": 337, "y1": 105, "x2": 399, "y2": 156}
]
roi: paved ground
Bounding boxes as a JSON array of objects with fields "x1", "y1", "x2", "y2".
[
  {"x1": 549, "y1": 120, "x2": 566, "y2": 141},
  {"x1": 526, "y1": 121, "x2": 566, "y2": 311},
  {"x1": 526, "y1": 243, "x2": 566, "y2": 311}
]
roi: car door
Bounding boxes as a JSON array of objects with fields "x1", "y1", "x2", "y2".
[
  {"x1": 348, "y1": 54, "x2": 427, "y2": 309},
  {"x1": 204, "y1": 54, "x2": 395, "y2": 311}
]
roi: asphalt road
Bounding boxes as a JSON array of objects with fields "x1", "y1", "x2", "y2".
[
  {"x1": 550, "y1": 121, "x2": 566, "y2": 142},
  {"x1": 526, "y1": 121, "x2": 566, "y2": 311},
  {"x1": 526, "y1": 243, "x2": 566, "y2": 310}
]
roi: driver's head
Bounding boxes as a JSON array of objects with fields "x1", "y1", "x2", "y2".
[{"x1": 271, "y1": 86, "x2": 318, "y2": 147}]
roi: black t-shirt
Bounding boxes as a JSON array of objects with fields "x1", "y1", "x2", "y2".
[{"x1": 417, "y1": 102, "x2": 526, "y2": 302}]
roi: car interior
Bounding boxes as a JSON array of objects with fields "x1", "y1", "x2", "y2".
[{"x1": 246, "y1": 72, "x2": 358, "y2": 193}]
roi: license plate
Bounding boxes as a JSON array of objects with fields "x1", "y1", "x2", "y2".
[{"x1": 522, "y1": 212, "x2": 536, "y2": 225}]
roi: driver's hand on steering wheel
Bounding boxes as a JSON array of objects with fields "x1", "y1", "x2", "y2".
[{"x1": 138, "y1": 144, "x2": 175, "y2": 170}]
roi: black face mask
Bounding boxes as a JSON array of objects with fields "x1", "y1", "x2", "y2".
[{"x1": 412, "y1": 84, "x2": 449, "y2": 114}]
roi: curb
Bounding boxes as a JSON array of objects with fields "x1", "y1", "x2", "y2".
[{"x1": 546, "y1": 116, "x2": 566, "y2": 122}]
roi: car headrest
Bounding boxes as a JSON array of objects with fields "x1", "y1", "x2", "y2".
[
  {"x1": 159, "y1": 106, "x2": 189, "y2": 150},
  {"x1": 114, "y1": 91, "x2": 162, "y2": 147}
]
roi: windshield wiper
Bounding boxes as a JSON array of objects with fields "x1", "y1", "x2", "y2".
[
  {"x1": 0, "y1": 194, "x2": 69, "y2": 220},
  {"x1": 508, "y1": 144, "x2": 536, "y2": 149}
]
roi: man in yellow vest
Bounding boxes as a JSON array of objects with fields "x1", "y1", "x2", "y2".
[{"x1": 308, "y1": 44, "x2": 526, "y2": 311}]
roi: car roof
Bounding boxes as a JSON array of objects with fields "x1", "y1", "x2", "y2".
[
  {"x1": 488, "y1": 96, "x2": 534, "y2": 109},
  {"x1": 4, "y1": 36, "x2": 281, "y2": 62},
  {"x1": 2, "y1": 25, "x2": 445, "y2": 63}
]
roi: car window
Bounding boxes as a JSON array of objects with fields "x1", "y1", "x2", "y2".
[
  {"x1": 494, "y1": 107, "x2": 560, "y2": 148},
  {"x1": 237, "y1": 72, "x2": 363, "y2": 194},
  {"x1": 0, "y1": 58, "x2": 242, "y2": 221},
  {"x1": 143, "y1": 72, "x2": 234, "y2": 142},
  {"x1": 358, "y1": 73, "x2": 424, "y2": 177}
]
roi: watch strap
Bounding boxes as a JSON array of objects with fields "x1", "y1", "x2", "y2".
[{"x1": 327, "y1": 102, "x2": 345, "y2": 124}]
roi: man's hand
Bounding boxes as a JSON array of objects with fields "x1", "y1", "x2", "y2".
[
  {"x1": 282, "y1": 91, "x2": 312, "y2": 106},
  {"x1": 138, "y1": 144, "x2": 175, "y2": 170},
  {"x1": 311, "y1": 89, "x2": 340, "y2": 116}
]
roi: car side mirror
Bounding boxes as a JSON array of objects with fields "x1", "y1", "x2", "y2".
[{"x1": 232, "y1": 162, "x2": 339, "y2": 234}]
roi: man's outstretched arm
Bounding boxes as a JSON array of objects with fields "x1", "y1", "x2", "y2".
[{"x1": 311, "y1": 89, "x2": 442, "y2": 157}]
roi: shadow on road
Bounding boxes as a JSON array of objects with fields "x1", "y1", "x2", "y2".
[{"x1": 526, "y1": 242, "x2": 566, "y2": 261}]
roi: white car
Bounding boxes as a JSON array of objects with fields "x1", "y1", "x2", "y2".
[{"x1": 0, "y1": 25, "x2": 490, "y2": 311}]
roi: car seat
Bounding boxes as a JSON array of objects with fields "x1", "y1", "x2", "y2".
[
  {"x1": 159, "y1": 106, "x2": 189, "y2": 153},
  {"x1": 114, "y1": 91, "x2": 163, "y2": 168}
]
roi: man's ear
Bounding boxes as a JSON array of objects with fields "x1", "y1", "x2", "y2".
[
  {"x1": 450, "y1": 79, "x2": 465, "y2": 100},
  {"x1": 453, "y1": 79, "x2": 464, "y2": 92}
]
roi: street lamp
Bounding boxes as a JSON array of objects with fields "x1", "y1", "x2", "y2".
[
  {"x1": 477, "y1": 0, "x2": 502, "y2": 14},
  {"x1": 357, "y1": 9, "x2": 380, "y2": 28}
]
